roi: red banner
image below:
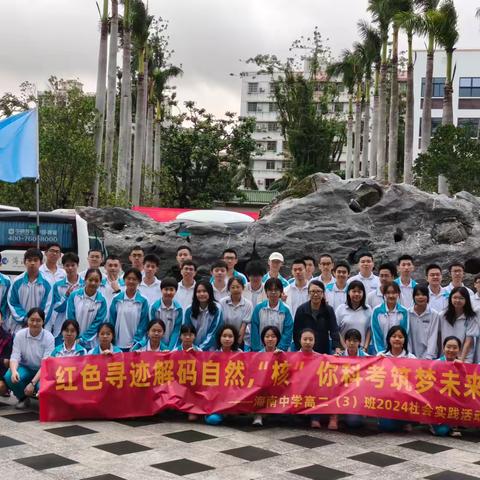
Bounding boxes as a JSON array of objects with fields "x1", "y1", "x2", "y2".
[{"x1": 39, "y1": 352, "x2": 480, "y2": 426}]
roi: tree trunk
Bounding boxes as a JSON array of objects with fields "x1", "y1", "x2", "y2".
[
  {"x1": 153, "y1": 117, "x2": 162, "y2": 200},
  {"x1": 103, "y1": 0, "x2": 118, "y2": 196},
  {"x1": 144, "y1": 104, "x2": 154, "y2": 198},
  {"x1": 377, "y1": 61, "x2": 388, "y2": 181},
  {"x1": 116, "y1": 2, "x2": 131, "y2": 198},
  {"x1": 92, "y1": 1, "x2": 109, "y2": 207},
  {"x1": 353, "y1": 87, "x2": 362, "y2": 178},
  {"x1": 369, "y1": 66, "x2": 380, "y2": 178},
  {"x1": 420, "y1": 39, "x2": 435, "y2": 153},
  {"x1": 346, "y1": 114, "x2": 354, "y2": 180},
  {"x1": 404, "y1": 36, "x2": 414, "y2": 185},
  {"x1": 442, "y1": 84, "x2": 454, "y2": 126},
  {"x1": 361, "y1": 79, "x2": 370, "y2": 177},
  {"x1": 388, "y1": 26, "x2": 399, "y2": 184}
]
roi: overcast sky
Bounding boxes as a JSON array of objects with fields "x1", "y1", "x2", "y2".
[{"x1": 1, "y1": 0, "x2": 478, "y2": 117}]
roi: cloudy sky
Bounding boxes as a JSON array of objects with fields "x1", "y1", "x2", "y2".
[{"x1": 1, "y1": 0, "x2": 478, "y2": 117}]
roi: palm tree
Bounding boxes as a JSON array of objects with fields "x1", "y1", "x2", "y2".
[
  {"x1": 416, "y1": 0, "x2": 441, "y2": 153},
  {"x1": 358, "y1": 21, "x2": 382, "y2": 178},
  {"x1": 351, "y1": 48, "x2": 365, "y2": 178},
  {"x1": 436, "y1": 0, "x2": 459, "y2": 126},
  {"x1": 130, "y1": 0, "x2": 153, "y2": 205},
  {"x1": 396, "y1": 8, "x2": 424, "y2": 184},
  {"x1": 116, "y1": 0, "x2": 132, "y2": 199},
  {"x1": 104, "y1": 0, "x2": 119, "y2": 195},
  {"x1": 92, "y1": 0, "x2": 109, "y2": 207},
  {"x1": 327, "y1": 51, "x2": 356, "y2": 179}
]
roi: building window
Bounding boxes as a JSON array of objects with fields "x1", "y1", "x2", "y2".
[
  {"x1": 268, "y1": 122, "x2": 278, "y2": 132},
  {"x1": 282, "y1": 160, "x2": 292, "y2": 170},
  {"x1": 266, "y1": 160, "x2": 275, "y2": 170},
  {"x1": 269, "y1": 82, "x2": 276, "y2": 94},
  {"x1": 255, "y1": 122, "x2": 268, "y2": 132},
  {"x1": 334, "y1": 102, "x2": 344, "y2": 113},
  {"x1": 421, "y1": 78, "x2": 445, "y2": 98},
  {"x1": 248, "y1": 83, "x2": 258, "y2": 94},
  {"x1": 269, "y1": 103, "x2": 278, "y2": 112},
  {"x1": 265, "y1": 178, "x2": 276, "y2": 189},
  {"x1": 247, "y1": 102, "x2": 258, "y2": 113},
  {"x1": 419, "y1": 117, "x2": 442, "y2": 137},
  {"x1": 458, "y1": 118, "x2": 480, "y2": 136},
  {"x1": 282, "y1": 141, "x2": 288, "y2": 152},
  {"x1": 256, "y1": 142, "x2": 266, "y2": 152},
  {"x1": 459, "y1": 78, "x2": 480, "y2": 97},
  {"x1": 266, "y1": 141, "x2": 277, "y2": 152}
]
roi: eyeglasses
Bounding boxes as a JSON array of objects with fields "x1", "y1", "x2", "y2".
[
  {"x1": 309, "y1": 290, "x2": 324, "y2": 295},
  {"x1": 47, "y1": 249, "x2": 61, "y2": 254}
]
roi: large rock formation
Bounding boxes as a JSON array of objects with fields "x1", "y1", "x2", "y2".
[{"x1": 77, "y1": 174, "x2": 480, "y2": 280}]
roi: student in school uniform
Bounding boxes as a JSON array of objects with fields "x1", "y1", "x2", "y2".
[
  {"x1": 109, "y1": 268, "x2": 149, "y2": 352},
  {"x1": 79, "y1": 248, "x2": 104, "y2": 279},
  {"x1": 426, "y1": 264, "x2": 449, "y2": 313},
  {"x1": 394, "y1": 254, "x2": 417, "y2": 309},
  {"x1": 88, "y1": 323, "x2": 123, "y2": 355},
  {"x1": 50, "y1": 320, "x2": 87, "y2": 357},
  {"x1": 164, "y1": 245, "x2": 193, "y2": 282},
  {"x1": 262, "y1": 252, "x2": 289, "y2": 288},
  {"x1": 211, "y1": 260, "x2": 229, "y2": 302},
  {"x1": 0, "y1": 253, "x2": 12, "y2": 327},
  {"x1": 149, "y1": 277, "x2": 183, "y2": 350},
  {"x1": 222, "y1": 249, "x2": 248, "y2": 285},
  {"x1": 174, "y1": 260, "x2": 197, "y2": 312},
  {"x1": 100, "y1": 254, "x2": 124, "y2": 309},
  {"x1": 472, "y1": 275, "x2": 480, "y2": 312},
  {"x1": 139, "y1": 254, "x2": 162, "y2": 306},
  {"x1": 128, "y1": 245, "x2": 145, "y2": 272},
  {"x1": 313, "y1": 253, "x2": 335, "y2": 288},
  {"x1": 284, "y1": 259, "x2": 309, "y2": 317},
  {"x1": 131, "y1": 319, "x2": 168, "y2": 352},
  {"x1": 367, "y1": 262, "x2": 397, "y2": 310},
  {"x1": 174, "y1": 324, "x2": 202, "y2": 352},
  {"x1": 444, "y1": 262, "x2": 474, "y2": 296},
  {"x1": 39, "y1": 242, "x2": 66, "y2": 285},
  {"x1": 349, "y1": 252, "x2": 379, "y2": 294},
  {"x1": 244, "y1": 261, "x2": 267, "y2": 306},
  {"x1": 325, "y1": 261, "x2": 350, "y2": 311}
]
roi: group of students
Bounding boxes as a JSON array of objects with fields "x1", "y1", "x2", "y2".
[{"x1": 0, "y1": 244, "x2": 479, "y2": 437}]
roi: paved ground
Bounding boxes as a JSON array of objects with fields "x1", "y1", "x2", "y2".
[{"x1": 1, "y1": 396, "x2": 480, "y2": 480}]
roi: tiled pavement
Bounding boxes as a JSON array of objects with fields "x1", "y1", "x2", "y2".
[{"x1": 1, "y1": 398, "x2": 480, "y2": 479}]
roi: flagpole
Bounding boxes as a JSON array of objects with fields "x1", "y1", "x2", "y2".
[{"x1": 34, "y1": 107, "x2": 40, "y2": 249}]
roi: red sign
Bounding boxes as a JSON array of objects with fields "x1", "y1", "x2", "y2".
[{"x1": 39, "y1": 352, "x2": 480, "y2": 425}]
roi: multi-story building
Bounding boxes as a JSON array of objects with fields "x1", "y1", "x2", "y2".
[{"x1": 413, "y1": 49, "x2": 480, "y2": 159}]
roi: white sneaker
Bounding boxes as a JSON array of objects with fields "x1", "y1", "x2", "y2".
[
  {"x1": 252, "y1": 415, "x2": 263, "y2": 426},
  {"x1": 15, "y1": 398, "x2": 31, "y2": 410}
]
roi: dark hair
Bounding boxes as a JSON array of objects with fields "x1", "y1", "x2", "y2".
[
  {"x1": 129, "y1": 245, "x2": 145, "y2": 255},
  {"x1": 426, "y1": 263, "x2": 442, "y2": 276},
  {"x1": 346, "y1": 280, "x2": 368, "y2": 310},
  {"x1": 308, "y1": 280, "x2": 326, "y2": 306},
  {"x1": 105, "y1": 254, "x2": 121, "y2": 262},
  {"x1": 318, "y1": 253, "x2": 334, "y2": 263},
  {"x1": 302, "y1": 255, "x2": 316, "y2": 264},
  {"x1": 24, "y1": 248, "x2": 43, "y2": 262},
  {"x1": 123, "y1": 267, "x2": 142, "y2": 282},
  {"x1": 144, "y1": 253, "x2": 160, "y2": 266},
  {"x1": 26, "y1": 307, "x2": 45, "y2": 325},
  {"x1": 85, "y1": 267, "x2": 103, "y2": 281},
  {"x1": 147, "y1": 319, "x2": 166, "y2": 333},
  {"x1": 211, "y1": 260, "x2": 228, "y2": 271},
  {"x1": 334, "y1": 261, "x2": 351, "y2": 274},
  {"x1": 398, "y1": 254, "x2": 414, "y2": 264},
  {"x1": 300, "y1": 328, "x2": 316, "y2": 339},
  {"x1": 378, "y1": 262, "x2": 397, "y2": 278},
  {"x1": 413, "y1": 284, "x2": 429, "y2": 302},
  {"x1": 474, "y1": 275, "x2": 480, "y2": 283},
  {"x1": 385, "y1": 325, "x2": 409, "y2": 354},
  {"x1": 191, "y1": 280, "x2": 218, "y2": 317},
  {"x1": 177, "y1": 245, "x2": 192, "y2": 254},
  {"x1": 445, "y1": 286, "x2": 476, "y2": 326},
  {"x1": 381, "y1": 281, "x2": 400, "y2": 296},
  {"x1": 358, "y1": 252, "x2": 373, "y2": 261},
  {"x1": 291, "y1": 258, "x2": 306, "y2": 267},
  {"x1": 261, "y1": 325, "x2": 281, "y2": 346},
  {"x1": 264, "y1": 277, "x2": 284, "y2": 293},
  {"x1": 217, "y1": 324, "x2": 240, "y2": 351},
  {"x1": 88, "y1": 248, "x2": 103, "y2": 255},
  {"x1": 344, "y1": 328, "x2": 362, "y2": 342},
  {"x1": 222, "y1": 248, "x2": 238, "y2": 258},
  {"x1": 181, "y1": 259, "x2": 197, "y2": 270},
  {"x1": 449, "y1": 262, "x2": 465, "y2": 272},
  {"x1": 46, "y1": 242, "x2": 61, "y2": 251},
  {"x1": 180, "y1": 324, "x2": 197, "y2": 335},
  {"x1": 61, "y1": 252, "x2": 79, "y2": 265},
  {"x1": 245, "y1": 260, "x2": 267, "y2": 277},
  {"x1": 61, "y1": 319, "x2": 80, "y2": 336},
  {"x1": 227, "y1": 276, "x2": 244, "y2": 290},
  {"x1": 97, "y1": 322, "x2": 115, "y2": 343},
  {"x1": 443, "y1": 335, "x2": 462, "y2": 349},
  {"x1": 161, "y1": 277, "x2": 178, "y2": 291}
]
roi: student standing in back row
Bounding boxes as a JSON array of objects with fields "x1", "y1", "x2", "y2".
[
  {"x1": 222, "y1": 249, "x2": 247, "y2": 284},
  {"x1": 284, "y1": 259, "x2": 309, "y2": 317},
  {"x1": 313, "y1": 254, "x2": 335, "y2": 288},
  {"x1": 367, "y1": 263, "x2": 396, "y2": 310},
  {"x1": 394, "y1": 255, "x2": 417, "y2": 309},
  {"x1": 325, "y1": 261, "x2": 350, "y2": 311},
  {"x1": 262, "y1": 253, "x2": 289, "y2": 288},
  {"x1": 349, "y1": 252, "x2": 379, "y2": 294},
  {"x1": 139, "y1": 254, "x2": 162, "y2": 306},
  {"x1": 426, "y1": 264, "x2": 449, "y2": 313},
  {"x1": 39, "y1": 242, "x2": 66, "y2": 285}
]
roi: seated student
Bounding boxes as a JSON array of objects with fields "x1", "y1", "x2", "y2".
[
  {"x1": 205, "y1": 325, "x2": 242, "y2": 426},
  {"x1": 88, "y1": 323, "x2": 123, "y2": 355},
  {"x1": 184, "y1": 281, "x2": 223, "y2": 351},
  {"x1": 51, "y1": 320, "x2": 87, "y2": 357},
  {"x1": 139, "y1": 254, "x2": 162, "y2": 306},
  {"x1": 149, "y1": 277, "x2": 183, "y2": 350},
  {"x1": 51, "y1": 252, "x2": 83, "y2": 342},
  {"x1": 67, "y1": 268, "x2": 107, "y2": 349},
  {"x1": 252, "y1": 325, "x2": 282, "y2": 426},
  {"x1": 211, "y1": 260, "x2": 229, "y2": 302},
  {"x1": 220, "y1": 277, "x2": 252, "y2": 347},
  {"x1": 132, "y1": 319, "x2": 168, "y2": 352},
  {"x1": 7, "y1": 248, "x2": 52, "y2": 334},
  {"x1": 109, "y1": 268, "x2": 149, "y2": 351},
  {"x1": 377, "y1": 326, "x2": 415, "y2": 432},
  {"x1": 5, "y1": 308, "x2": 55, "y2": 408},
  {"x1": 250, "y1": 278, "x2": 293, "y2": 352},
  {"x1": 371, "y1": 282, "x2": 409, "y2": 354},
  {"x1": 174, "y1": 324, "x2": 201, "y2": 352},
  {"x1": 431, "y1": 336, "x2": 462, "y2": 438},
  {"x1": 0, "y1": 324, "x2": 13, "y2": 396}
]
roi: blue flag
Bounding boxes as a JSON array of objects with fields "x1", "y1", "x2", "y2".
[{"x1": 0, "y1": 109, "x2": 39, "y2": 183}]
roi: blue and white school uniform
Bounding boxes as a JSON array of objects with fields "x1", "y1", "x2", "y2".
[
  {"x1": 471, "y1": 292, "x2": 480, "y2": 313},
  {"x1": 99, "y1": 277, "x2": 124, "y2": 310},
  {"x1": 243, "y1": 283, "x2": 267, "y2": 306},
  {"x1": 149, "y1": 298, "x2": 183, "y2": 350},
  {"x1": 284, "y1": 282, "x2": 309, "y2": 317},
  {"x1": 66, "y1": 288, "x2": 107, "y2": 349},
  {"x1": 212, "y1": 282, "x2": 229, "y2": 303},
  {"x1": 378, "y1": 350, "x2": 416, "y2": 359},
  {"x1": 39, "y1": 264, "x2": 66, "y2": 285},
  {"x1": 428, "y1": 286, "x2": 449, "y2": 313},
  {"x1": 408, "y1": 306, "x2": 440, "y2": 359},
  {"x1": 262, "y1": 272, "x2": 290, "y2": 289},
  {"x1": 88, "y1": 344, "x2": 123, "y2": 355},
  {"x1": 51, "y1": 342, "x2": 86, "y2": 357},
  {"x1": 394, "y1": 278, "x2": 417, "y2": 309},
  {"x1": 174, "y1": 280, "x2": 195, "y2": 312},
  {"x1": 138, "y1": 276, "x2": 162, "y2": 306},
  {"x1": 0, "y1": 272, "x2": 11, "y2": 323},
  {"x1": 371, "y1": 302, "x2": 409, "y2": 354},
  {"x1": 50, "y1": 276, "x2": 84, "y2": 338},
  {"x1": 109, "y1": 291, "x2": 149, "y2": 350},
  {"x1": 131, "y1": 338, "x2": 168, "y2": 352},
  {"x1": 184, "y1": 303, "x2": 223, "y2": 351},
  {"x1": 438, "y1": 310, "x2": 478, "y2": 363},
  {"x1": 335, "y1": 304, "x2": 372, "y2": 344},
  {"x1": 219, "y1": 296, "x2": 253, "y2": 333},
  {"x1": 348, "y1": 273, "x2": 379, "y2": 294},
  {"x1": 325, "y1": 282, "x2": 347, "y2": 311},
  {"x1": 7, "y1": 272, "x2": 53, "y2": 333},
  {"x1": 343, "y1": 348, "x2": 369, "y2": 357},
  {"x1": 250, "y1": 300, "x2": 293, "y2": 352},
  {"x1": 444, "y1": 283, "x2": 475, "y2": 297},
  {"x1": 312, "y1": 274, "x2": 335, "y2": 289},
  {"x1": 173, "y1": 344, "x2": 202, "y2": 352},
  {"x1": 366, "y1": 288, "x2": 383, "y2": 310}
]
